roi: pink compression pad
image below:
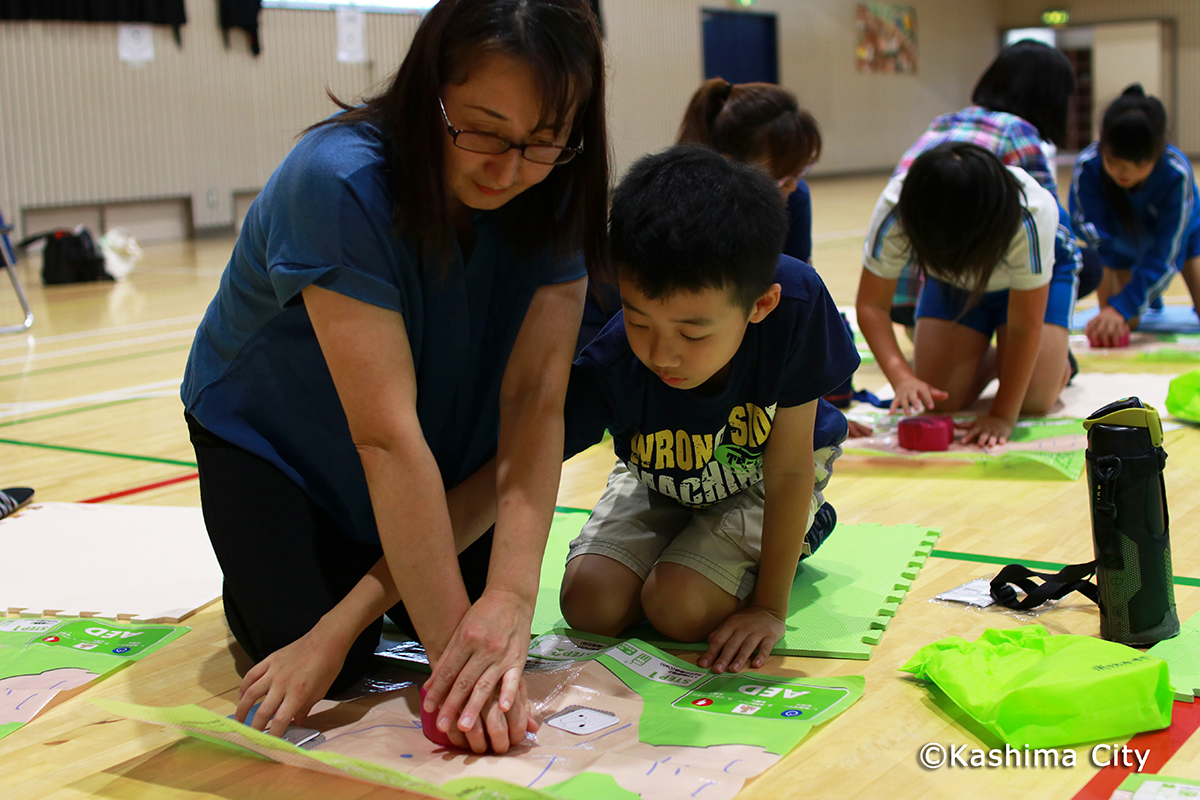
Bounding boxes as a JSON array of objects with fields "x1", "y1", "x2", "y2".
[
  {"x1": 898, "y1": 415, "x2": 954, "y2": 451},
  {"x1": 419, "y1": 686, "x2": 456, "y2": 748},
  {"x1": 1088, "y1": 330, "x2": 1131, "y2": 348}
]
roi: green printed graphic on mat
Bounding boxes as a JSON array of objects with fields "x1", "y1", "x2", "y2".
[
  {"x1": 91, "y1": 699, "x2": 460, "y2": 798},
  {"x1": 25, "y1": 619, "x2": 175, "y2": 657},
  {"x1": 0, "y1": 617, "x2": 189, "y2": 741},
  {"x1": 844, "y1": 412, "x2": 1087, "y2": 479},
  {"x1": 672, "y1": 674, "x2": 853, "y2": 721},
  {"x1": 594, "y1": 640, "x2": 864, "y2": 752},
  {"x1": 546, "y1": 773, "x2": 641, "y2": 800},
  {"x1": 101, "y1": 635, "x2": 863, "y2": 800},
  {"x1": 1149, "y1": 608, "x2": 1200, "y2": 701}
]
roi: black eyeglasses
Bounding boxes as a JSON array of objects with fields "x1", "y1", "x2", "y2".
[{"x1": 439, "y1": 99, "x2": 582, "y2": 166}]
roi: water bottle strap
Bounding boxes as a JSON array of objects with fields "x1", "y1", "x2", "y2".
[
  {"x1": 1085, "y1": 448, "x2": 1167, "y2": 478},
  {"x1": 989, "y1": 562, "x2": 1099, "y2": 610}
]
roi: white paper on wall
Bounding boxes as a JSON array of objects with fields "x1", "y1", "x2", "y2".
[
  {"x1": 118, "y1": 24, "x2": 155, "y2": 65},
  {"x1": 337, "y1": 9, "x2": 367, "y2": 64}
]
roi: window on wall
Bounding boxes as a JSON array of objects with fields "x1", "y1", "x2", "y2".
[{"x1": 261, "y1": 1, "x2": 437, "y2": 11}]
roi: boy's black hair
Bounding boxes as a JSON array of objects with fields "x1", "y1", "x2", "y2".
[
  {"x1": 972, "y1": 40, "x2": 1074, "y2": 147},
  {"x1": 1099, "y1": 84, "x2": 1168, "y2": 236},
  {"x1": 609, "y1": 144, "x2": 787, "y2": 313},
  {"x1": 898, "y1": 142, "x2": 1024, "y2": 312}
]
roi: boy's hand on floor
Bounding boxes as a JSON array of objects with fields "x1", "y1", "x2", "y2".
[
  {"x1": 1085, "y1": 306, "x2": 1130, "y2": 347},
  {"x1": 959, "y1": 414, "x2": 1013, "y2": 448},
  {"x1": 698, "y1": 606, "x2": 785, "y2": 674},
  {"x1": 889, "y1": 377, "x2": 950, "y2": 416}
]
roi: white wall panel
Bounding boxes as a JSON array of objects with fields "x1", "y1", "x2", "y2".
[
  {"x1": 1, "y1": 0, "x2": 1002, "y2": 239},
  {"x1": 0, "y1": 2, "x2": 420, "y2": 237},
  {"x1": 999, "y1": 0, "x2": 1198, "y2": 154}
]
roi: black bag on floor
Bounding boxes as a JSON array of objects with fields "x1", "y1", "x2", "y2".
[{"x1": 18, "y1": 228, "x2": 112, "y2": 285}]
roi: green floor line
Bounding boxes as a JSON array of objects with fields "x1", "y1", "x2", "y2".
[
  {"x1": 931, "y1": 548, "x2": 1200, "y2": 588},
  {"x1": 0, "y1": 396, "x2": 150, "y2": 429},
  {"x1": 0, "y1": 344, "x2": 191, "y2": 382},
  {"x1": 0, "y1": 438, "x2": 197, "y2": 468}
]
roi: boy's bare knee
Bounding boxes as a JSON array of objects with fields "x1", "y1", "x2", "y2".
[
  {"x1": 1021, "y1": 393, "x2": 1058, "y2": 417},
  {"x1": 642, "y1": 563, "x2": 735, "y2": 643},
  {"x1": 560, "y1": 555, "x2": 642, "y2": 637}
]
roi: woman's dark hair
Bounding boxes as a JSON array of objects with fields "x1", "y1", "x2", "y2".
[
  {"x1": 1098, "y1": 84, "x2": 1168, "y2": 236},
  {"x1": 610, "y1": 144, "x2": 787, "y2": 313},
  {"x1": 677, "y1": 78, "x2": 821, "y2": 181},
  {"x1": 311, "y1": 0, "x2": 608, "y2": 282},
  {"x1": 898, "y1": 142, "x2": 1024, "y2": 311},
  {"x1": 972, "y1": 40, "x2": 1074, "y2": 147}
]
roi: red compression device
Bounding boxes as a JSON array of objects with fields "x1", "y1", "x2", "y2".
[
  {"x1": 898, "y1": 415, "x2": 954, "y2": 451},
  {"x1": 1088, "y1": 330, "x2": 1131, "y2": 348},
  {"x1": 419, "y1": 686, "x2": 456, "y2": 747}
]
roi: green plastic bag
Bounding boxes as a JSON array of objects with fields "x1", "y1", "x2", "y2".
[
  {"x1": 1166, "y1": 370, "x2": 1200, "y2": 423},
  {"x1": 901, "y1": 625, "x2": 1172, "y2": 748}
]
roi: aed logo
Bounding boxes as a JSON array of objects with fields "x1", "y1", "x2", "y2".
[
  {"x1": 84, "y1": 628, "x2": 143, "y2": 639},
  {"x1": 737, "y1": 685, "x2": 810, "y2": 699}
]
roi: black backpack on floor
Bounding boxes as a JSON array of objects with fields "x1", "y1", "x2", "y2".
[{"x1": 17, "y1": 228, "x2": 112, "y2": 285}]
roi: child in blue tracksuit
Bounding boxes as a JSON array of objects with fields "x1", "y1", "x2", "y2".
[
  {"x1": 560, "y1": 145, "x2": 858, "y2": 674},
  {"x1": 1070, "y1": 84, "x2": 1200, "y2": 346}
]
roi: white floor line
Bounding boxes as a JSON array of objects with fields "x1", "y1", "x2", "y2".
[
  {"x1": 0, "y1": 379, "x2": 183, "y2": 419},
  {"x1": 813, "y1": 228, "x2": 868, "y2": 244},
  {"x1": 0, "y1": 314, "x2": 203, "y2": 352},
  {"x1": 0, "y1": 329, "x2": 195, "y2": 368}
]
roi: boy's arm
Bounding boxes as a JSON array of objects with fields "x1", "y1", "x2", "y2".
[{"x1": 698, "y1": 400, "x2": 817, "y2": 673}]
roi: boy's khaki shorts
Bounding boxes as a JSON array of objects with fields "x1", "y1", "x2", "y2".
[{"x1": 567, "y1": 446, "x2": 839, "y2": 600}]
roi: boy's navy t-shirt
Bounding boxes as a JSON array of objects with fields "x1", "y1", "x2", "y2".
[
  {"x1": 181, "y1": 118, "x2": 585, "y2": 544},
  {"x1": 564, "y1": 256, "x2": 858, "y2": 508}
]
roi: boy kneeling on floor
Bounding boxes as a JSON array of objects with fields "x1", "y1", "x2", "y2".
[{"x1": 561, "y1": 145, "x2": 859, "y2": 673}]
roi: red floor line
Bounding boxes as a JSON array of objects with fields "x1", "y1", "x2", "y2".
[
  {"x1": 1072, "y1": 700, "x2": 1200, "y2": 800},
  {"x1": 81, "y1": 471, "x2": 200, "y2": 503}
]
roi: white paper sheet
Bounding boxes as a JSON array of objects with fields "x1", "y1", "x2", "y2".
[{"x1": 0, "y1": 503, "x2": 220, "y2": 622}]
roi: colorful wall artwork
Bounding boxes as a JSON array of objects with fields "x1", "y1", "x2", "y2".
[{"x1": 855, "y1": 4, "x2": 917, "y2": 73}]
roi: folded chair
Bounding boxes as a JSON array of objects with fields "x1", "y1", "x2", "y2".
[{"x1": 0, "y1": 210, "x2": 33, "y2": 334}]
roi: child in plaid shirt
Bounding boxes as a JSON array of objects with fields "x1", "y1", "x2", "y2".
[{"x1": 885, "y1": 41, "x2": 1075, "y2": 323}]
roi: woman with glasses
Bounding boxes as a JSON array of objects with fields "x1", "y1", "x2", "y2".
[{"x1": 182, "y1": 0, "x2": 607, "y2": 754}]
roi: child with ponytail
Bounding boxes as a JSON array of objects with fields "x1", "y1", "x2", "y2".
[{"x1": 1070, "y1": 84, "x2": 1200, "y2": 346}]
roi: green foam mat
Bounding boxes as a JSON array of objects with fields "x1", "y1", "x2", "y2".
[
  {"x1": 535, "y1": 510, "x2": 940, "y2": 660},
  {"x1": 843, "y1": 411, "x2": 1088, "y2": 479},
  {"x1": 1148, "y1": 609, "x2": 1200, "y2": 702}
]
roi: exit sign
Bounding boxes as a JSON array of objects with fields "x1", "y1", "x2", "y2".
[{"x1": 1041, "y1": 9, "x2": 1070, "y2": 25}]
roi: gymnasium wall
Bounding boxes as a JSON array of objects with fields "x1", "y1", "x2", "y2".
[
  {"x1": 998, "y1": 0, "x2": 1200, "y2": 154},
  {"x1": 604, "y1": 0, "x2": 1000, "y2": 180},
  {"x1": 0, "y1": 0, "x2": 1000, "y2": 238}
]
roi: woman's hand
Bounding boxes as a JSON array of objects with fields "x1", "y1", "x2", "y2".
[
  {"x1": 959, "y1": 414, "x2": 1014, "y2": 447},
  {"x1": 422, "y1": 588, "x2": 537, "y2": 754},
  {"x1": 890, "y1": 376, "x2": 950, "y2": 416},
  {"x1": 235, "y1": 624, "x2": 350, "y2": 737},
  {"x1": 1085, "y1": 306, "x2": 1131, "y2": 347}
]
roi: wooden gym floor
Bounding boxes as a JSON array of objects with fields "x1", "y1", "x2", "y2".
[{"x1": 1, "y1": 170, "x2": 1198, "y2": 800}]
